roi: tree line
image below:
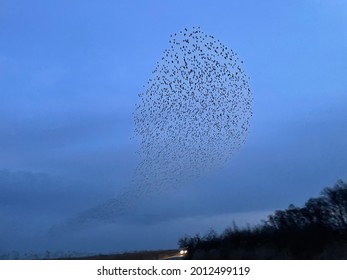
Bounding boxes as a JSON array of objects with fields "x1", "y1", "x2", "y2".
[{"x1": 179, "y1": 180, "x2": 347, "y2": 259}]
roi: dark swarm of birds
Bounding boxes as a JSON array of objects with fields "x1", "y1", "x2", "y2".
[
  {"x1": 50, "y1": 27, "x2": 253, "y2": 231},
  {"x1": 133, "y1": 26, "x2": 252, "y2": 192}
]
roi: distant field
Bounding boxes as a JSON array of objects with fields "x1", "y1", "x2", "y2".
[{"x1": 58, "y1": 249, "x2": 181, "y2": 260}]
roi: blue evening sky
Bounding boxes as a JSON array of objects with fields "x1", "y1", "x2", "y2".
[{"x1": 1, "y1": 0, "x2": 347, "y2": 256}]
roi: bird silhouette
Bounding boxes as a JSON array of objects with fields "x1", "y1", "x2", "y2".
[
  {"x1": 134, "y1": 26, "x2": 253, "y2": 192},
  {"x1": 52, "y1": 27, "x2": 253, "y2": 232}
]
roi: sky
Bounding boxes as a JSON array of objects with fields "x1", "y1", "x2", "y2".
[{"x1": 1, "y1": 0, "x2": 347, "y2": 257}]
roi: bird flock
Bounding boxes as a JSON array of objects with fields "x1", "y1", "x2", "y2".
[
  {"x1": 51, "y1": 27, "x2": 253, "y2": 231},
  {"x1": 133, "y1": 26, "x2": 252, "y2": 192}
]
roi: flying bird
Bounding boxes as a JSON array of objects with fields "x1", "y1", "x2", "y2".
[
  {"x1": 50, "y1": 27, "x2": 253, "y2": 232},
  {"x1": 133, "y1": 26, "x2": 253, "y2": 192}
]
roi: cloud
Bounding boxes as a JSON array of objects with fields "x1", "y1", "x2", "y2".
[
  {"x1": 0, "y1": 169, "x2": 120, "y2": 254},
  {"x1": 44, "y1": 99, "x2": 347, "y2": 234},
  {"x1": 50, "y1": 209, "x2": 272, "y2": 254},
  {"x1": 0, "y1": 168, "x2": 273, "y2": 256},
  {"x1": 0, "y1": 110, "x2": 136, "y2": 179},
  {"x1": 0, "y1": 169, "x2": 104, "y2": 214}
]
